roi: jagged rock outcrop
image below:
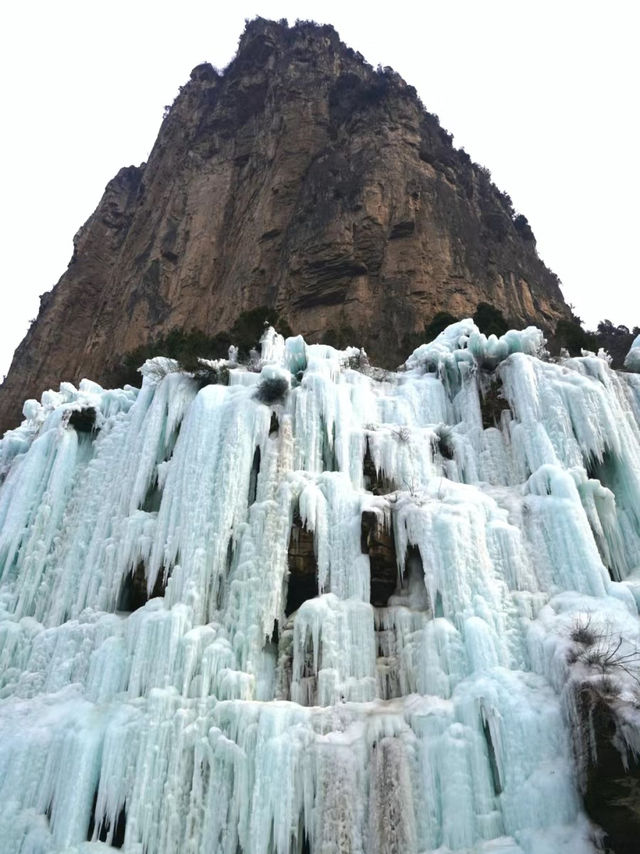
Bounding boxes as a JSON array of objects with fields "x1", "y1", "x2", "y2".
[
  {"x1": 572, "y1": 684, "x2": 640, "y2": 854},
  {"x1": 0, "y1": 17, "x2": 571, "y2": 434}
]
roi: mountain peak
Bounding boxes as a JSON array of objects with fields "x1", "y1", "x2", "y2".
[{"x1": 0, "y1": 20, "x2": 569, "y2": 435}]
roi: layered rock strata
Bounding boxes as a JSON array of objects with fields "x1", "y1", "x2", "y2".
[{"x1": 0, "y1": 18, "x2": 570, "y2": 434}]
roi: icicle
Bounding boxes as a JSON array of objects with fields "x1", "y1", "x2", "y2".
[{"x1": 1, "y1": 322, "x2": 639, "y2": 853}]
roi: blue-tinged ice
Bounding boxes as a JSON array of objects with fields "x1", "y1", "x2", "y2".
[
  {"x1": 625, "y1": 334, "x2": 640, "y2": 372},
  {"x1": 0, "y1": 321, "x2": 639, "y2": 853}
]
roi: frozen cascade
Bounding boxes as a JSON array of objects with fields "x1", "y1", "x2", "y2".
[{"x1": 0, "y1": 320, "x2": 639, "y2": 853}]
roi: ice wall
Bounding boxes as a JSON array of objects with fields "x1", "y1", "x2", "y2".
[
  {"x1": 624, "y1": 334, "x2": 640, "y2": 372},
  {"x1": 1, "y1": 321, "x2": 640, "y2": 854}
]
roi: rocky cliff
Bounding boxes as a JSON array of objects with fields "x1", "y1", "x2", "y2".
[{"x1": 0, "y1": 17, "x2": 570, "y2": 434}]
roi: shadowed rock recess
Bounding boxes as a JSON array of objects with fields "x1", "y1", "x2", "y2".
[{"x1": 0, "y1": 18, "x2": 570, "y2": 435}]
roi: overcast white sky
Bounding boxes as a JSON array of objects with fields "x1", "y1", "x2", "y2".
[{"x1": 1, "y1": 0, "x2": 638, "y2": 380}]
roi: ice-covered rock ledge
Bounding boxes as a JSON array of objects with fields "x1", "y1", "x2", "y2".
[
  {"x1": 0, "y1": 321, "x2": 640, "y2": 854},
  {"x1": 624, "y1": 333, "x2": 640, "y2": 372}
]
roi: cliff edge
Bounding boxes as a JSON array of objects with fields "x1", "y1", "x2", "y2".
[{"x1": 0, "y1": 18, "x2": 570, "y2": 433}]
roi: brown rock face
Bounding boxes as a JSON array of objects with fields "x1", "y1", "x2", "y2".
[
  {"x1": 0, "y1": 18, "x2": 570, "y2": 434},
  {"x1": 572, "y1": 684, "x2": 640, "y2": 854},
  {"x1": 286, "y1": 510, "x2": 318, "y2": 617},
  {"x1": 361, "y1": 510, "x2": 397, "y2": 606}
]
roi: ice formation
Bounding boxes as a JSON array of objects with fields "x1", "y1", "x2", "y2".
[
  {"x1": 624, "y1": 334, "x2": 640, "y2": 372},
  {"x1": 1, "y1": 321, "x2": 640, "y2": 854}
]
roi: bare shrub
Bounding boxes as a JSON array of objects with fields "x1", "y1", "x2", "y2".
[
  {"x1": 581, "y1": 636, "x2": 640, "y2": 686},
  {"x1": 568, "y1": 618, "x2": 640, "y2": 688},
  {"x1": 345, "y1": 350, "x2": 370, "y2": 372},
  {"x1": 400, "y1": 476, "x2": 427, "y2": 505},
  {"x1": 192, "y1": 364, "x2": 230, "y2": 389},
  {"x1": 255, "y1": 376, "x2": 289, "y2": 405},
  {"x1": 392, "y1": 426, "x2": 411, "y2": 443},
  {"x1": 570, "y1": 615, "x2": 598, "y2": 647}
]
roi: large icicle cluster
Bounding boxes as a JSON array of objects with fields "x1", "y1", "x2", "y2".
[{"x1": 1, "y1": 321, "x2": 640, "y2": 854}]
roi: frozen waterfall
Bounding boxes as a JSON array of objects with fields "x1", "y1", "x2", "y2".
[{"x1": 1, "y1": 321, "x2": 640, "y2": 853}]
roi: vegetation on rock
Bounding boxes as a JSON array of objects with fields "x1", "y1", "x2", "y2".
[
  {"x1": 114, "y1": 308, "x2": 293, "y2": 387},
  {"x1": 473, "y1": 303, "x2": 508, "y2": 338},
  {"x1": 550, "y1": 316, "x2": 639, "y2": 367},
  {"x1": 254, "y1": 376, "x2": 289, "y2": 405}
]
